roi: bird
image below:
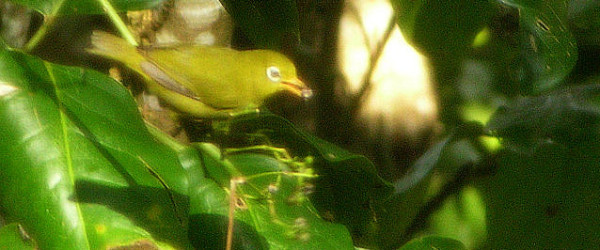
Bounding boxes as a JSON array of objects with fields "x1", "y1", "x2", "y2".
[{"x1": 87, "y1": 31, "x2": 312, "y2": 119}]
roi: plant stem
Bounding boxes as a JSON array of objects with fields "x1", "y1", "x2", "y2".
[
  {"x1": 351, "y1": 12, "x2": 397, "y2": 114},
  {"x1": 96, "y1": 0, "x2": 138, "y2": 46},
  {"x1": 399, "y1": 157, "x2": 497, "y2": 246},
  {"x1": 145, "y1": 121, "x2": 187, "y2": 152},
  {"x1": 195, "y1": 143, "x2": 242, "y2": 177},
  {"x1": 226, "y1": 177, "x2": 245, "y2": 250},
  {"x1": 24, "y1": 0, "x2": 68, "y2": 52}
]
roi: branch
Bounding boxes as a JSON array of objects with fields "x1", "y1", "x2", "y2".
[
  {"x1": 398, "y1": 155, "x2": 498, "y2": 245},
  {"x1": 350, "y1": 12, "x2": 397, "y2": 114},
  {"x1": 24, "y1": 0, "x2": 68, "y2": 52}
]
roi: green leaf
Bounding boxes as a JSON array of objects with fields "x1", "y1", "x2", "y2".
[
  {"x1": 190, "y1": 143, "x2": 354, "y2": 249},
  {"x1": 498, "y1": 0, "x2": 577, "y2": 93},
  {"x1": 481, "y1": 142, "x2": 600, "y2": 248},
  {"x1": 400, "y1": 235, "x2": 467, "y2": 250},
  {"x1": 366, "y1": 123, "x2": 484, "y2": 249},
  {"x1": 221, "y1": 113, "x2": 394, "y2": 238},
  {"x1": 0, "y1": 48, "x2": 189, "y2": 248},
  {"x1": 7, "y1": 0, "x2": 161, "y2": 15},
  {"x1": 0, "y1": 224, "x2": 36, "y2": 249},
  {"x1": 569, "y1": 0, "x2": 600, "y2": 46},
  {"x1": 218, "y1": 0, "x2": 300, "y2": 49},
  {"x1": 428, "y1": 187, "x2": 487, "y2": 249},
  {"x1": 487, "y1": 84, "x2": 600, "y2": 149},
  {"x1": 391, "y1": 0, "x2": 493, "y2": 59},
  {"x1": 395, "y1": 123, "x2": 484, "y2": 194}
]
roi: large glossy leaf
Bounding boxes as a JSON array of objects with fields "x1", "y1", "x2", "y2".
[
  {"x1": 483, "y1": 84, "x2": 600, "y2": 248},
  {"x1": 0, "y1": 224, "x2": 36, "y2": 249},
  {"x1": 480, "y1": 142, "x2": 600, "y2": 248},
  {"x1": 569, "y1": 0, "x2": 600, "y2": 46},
  {"x1": 391, "y1": 0, "x2": 493, "y2": 59},
  {"x1": 220, "y1": 113, "x2": 394, "y2": 239},
  {"x1": 498, "y1": 0, "x2": 577, "y2": 93},
  {"x1": 396, "y1": 122, "x2": 484, "y2": 194},
  {"x1": 218, "y1": 0, "x2": 299, "y2": 49},
  {"x1": 487, "y1": 84, "x2": 600, "y2": 149},
  {"x1": 190, "y1": 143, "x2": 354, "y2": 249},
  {"x1": 8, "y1": 0, "x2": 161, "y2": 15},
  {"x1": 0, "y1": 48, "x2": 189, "y2": 249}
]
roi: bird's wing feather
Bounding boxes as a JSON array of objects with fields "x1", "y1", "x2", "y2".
[{"x1": 143, "y1": 47, "x2": 253, "y2": 109}]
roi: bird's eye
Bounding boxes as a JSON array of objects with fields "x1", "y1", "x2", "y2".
[{"x1": 266, "y1": 66, "x2": 282, "y2": 82}]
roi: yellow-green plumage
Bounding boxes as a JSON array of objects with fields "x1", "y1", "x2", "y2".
[{"x1": 87, "y1": 31, "x2": 309, "y2": 118}]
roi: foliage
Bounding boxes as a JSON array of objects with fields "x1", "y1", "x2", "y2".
[
  {"x1": 8, "y1": 0, "x2": 162, "y2": 15},
  {"x1": 218, "y1": 0, "x2": 300, "y2": 49},
  {"x1": 0, "y1": 0, "x2": 599, "y2": 249},
  {"x1": 399, "y1": 236, "x2": 466, "y2": 250}
]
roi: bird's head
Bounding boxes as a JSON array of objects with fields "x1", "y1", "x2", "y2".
[{"x1": 251, "y1": 50, "x2": 313, "y2": 100}]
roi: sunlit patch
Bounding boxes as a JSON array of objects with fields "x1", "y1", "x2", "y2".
[
  {"x1": 47, "y1": 172, "x2": 62, "y2": 190},
  {"x1": 146, "y1": 204, "x2": 162, "y2": 221},
  {"x1": 0, "y1": 82, "x2": 18, "y2": 96},
  {"x1": 338, "y1": 0, "x2": 437, "y2": 139},
  {"x1": 429, "y1": 186, "x2": 487, "y2": 248},
  {"x1": 460, "y1": 102, "x2": 495, "y2": 124},
  {"x1": 95, "y1": 224, "x2": 107, "y2": 234},
  {"x1": 480, "y1": 136, "x2": 502, "y2": 153},
  {"x1": 472, "y1": 27, "x2": 490, "y2": 48}
]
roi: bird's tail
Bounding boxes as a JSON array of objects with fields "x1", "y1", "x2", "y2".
[{"x1": 87, "y1": 31, "x2": 145, "y2": 73}]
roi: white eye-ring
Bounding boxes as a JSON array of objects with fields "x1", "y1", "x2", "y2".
[{"x1": 266, "y1": 66, "x2": 282, "y2": 82}]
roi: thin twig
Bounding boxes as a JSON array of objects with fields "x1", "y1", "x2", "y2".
[
  {"x1": 398, "y1": 157, "x2": 497, "y2": 246},
  {"x1": 226, "y1": 177, "x2": 246, "y2": 250},
  {"x1": 96, "y1": 0, "x2": 138, "y2": 46},
  {"x1": 194, "y1": 142, "x2": 242, "y2": 176},
  {"x1": 347, "y1": 2, "x2": 374, "y2": 50},
  {"x1": 24, "y1": 0, "x2": 68, "y2": 52},
  {"x1": 350, "y1": 12, "x2": 398, "y2": 114}
]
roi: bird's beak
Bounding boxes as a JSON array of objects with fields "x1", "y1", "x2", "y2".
[{"x1": 282, "y1": 78, "x2": 313, "y2": 100}]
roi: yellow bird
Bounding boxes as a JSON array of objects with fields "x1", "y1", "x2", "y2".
[{"x1": 87, "y1": 31, "x2": 312, "y2": 118}]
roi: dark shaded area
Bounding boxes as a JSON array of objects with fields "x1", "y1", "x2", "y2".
[
  {"x1": 75, "y1": 180, "x2": 189, "y2": 247},
  {"x1": 188, "y1": 214, "x2": 269, "y2": 250}
]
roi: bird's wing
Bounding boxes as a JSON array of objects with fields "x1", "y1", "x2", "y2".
[{"x1": 142, "y1": 47, "x2": 252, "y2": 109}]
